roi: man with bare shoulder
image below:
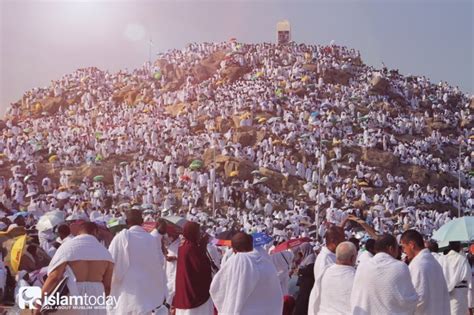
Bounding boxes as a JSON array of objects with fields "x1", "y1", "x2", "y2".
[{"x1": 37, "y1": 221, "x2": 114, "y2": 314}]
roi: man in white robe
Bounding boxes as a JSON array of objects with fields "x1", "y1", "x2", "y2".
[
  {"x1": 317, "y1": 241, "x2": 357, "y2": 315},
  {"x1": 271, "y1": 250, "x2": 294, "y2": 295},
  {"x1": 40, "y1": 222, "x2": 114, "y2": 315},
  {"x1": 108, "y1": 210, "x2": 167, "y2": 314},
  {"x1": 165, "y1": 233, "x2": 180, "y2": 305},
  {"x1": 440, "y1": 241, "x2": 472, "y2": 315},
  {"x1": 210, "y1": 232, "x2": 283, "y2": 315},
  {"x1": 150, "y1": 220, "x2": 167, "y2": 268},
  {"x1": 308, "y1": 226, "x2": 345, "y2": 314},
  {"x1": 351, "y1": 234, "x2": 418, "y2": 315},
  {"x1": 400, "y1": 230, "x2": 450, "y2": 315}
]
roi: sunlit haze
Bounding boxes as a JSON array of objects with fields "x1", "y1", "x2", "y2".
[{"x1": 1, "y1": 0, "x2": 472, "y2": 116}]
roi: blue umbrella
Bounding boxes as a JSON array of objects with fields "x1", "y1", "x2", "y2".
[{"x1": 252, "y1": 232, "x2": 273, "y2": 247}]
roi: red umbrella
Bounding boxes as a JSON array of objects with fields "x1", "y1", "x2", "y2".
[
  {"x1": 180, "y1": 175, "x2": 191, "y2": 182},
  {"x1": 271, "y1": 237, "x2": 311, "y2": 254},
  {"x1": 142, "y1": 221, "x2": 155, "y2": 232},
  {"x1": 212, "y1": 239, "x2": 231, "y2": 247}
]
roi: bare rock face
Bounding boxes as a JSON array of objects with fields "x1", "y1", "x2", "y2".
[
  {"x1": 370, "y1": 75, "x2": 390, "y2": 94},
  {"x1": 221, "y1": 65, "x2": 252, "y2": 83},
  {"x1": 40, "y1": 96, "x2": 68, "y2": 115},
  {"x1": 216, "y1": 117, "x2": 234, "y2": 133},
  {"x1": 321, "y1": 68, "x2": 352, "y2": 86},
  {"x1": 233, "y1": 127, "x2": 257, "y2": 147},
  {"x1": 361, "y1": 148, "x2": 399, "y2": 170},
  {"x1": 223, "y1": 158, "x2": 255, "y2": 181}
]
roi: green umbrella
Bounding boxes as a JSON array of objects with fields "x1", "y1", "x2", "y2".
[
  {"x1": 94, "y1": 131, "x2": 103, "y2": 139},
  {"x1": 106, "y1": 218, "x2": 126, "y2": 234},
  {"x1": 189, "y1": 160, "x2": 203, "y2": 170},
  {"x1": 189, "y1": 164, "x2": 201, "y2": 170},
  {"x1": 93, "y1": 175, "x2": 104, "y2": 182},
  {"x1": 191, "y1": 159, "x2": 203, "y2": 166},
  {"x1": 432, "y1": 216, "x2": 474, "y2": 248},
  {"x1": 153, "y1": 71, "x2": 162, "y2": 80}
]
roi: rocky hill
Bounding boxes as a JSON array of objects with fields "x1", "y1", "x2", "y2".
[{"x1": 1, "y1": 41, "x2": 473, "y2": 217}]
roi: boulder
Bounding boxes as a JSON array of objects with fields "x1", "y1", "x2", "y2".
[
  {"x1": 223, "y1": 158, "x2": 255, "y2": 181},
  {"x1": 400, "y1": 165, "x2": 458, "y2": 188},
  {"x1": 232, "y1": 126, "x2": 257, "y2": 147},
  {"x1": 221, "y1": 65, "x2": 252, "y2": 83},
  {"x1": 370, "y1": 75, "x2": 390, "y2": 94},
  {"x1": 361, "y1": 148, "x2": 399, "y2": 170},
  {"x1": 165, "y1": 103, "x2": 188, "y2": 117},
  {"x1": 321, "y1": 68, "x2": 352, "y2": 86},
  {"x1": 216, "y1": 117, "x2": 234, "y2": 133},
  {"x1": 41, "y1": 97, "x2": 68, "y2": 115},
  {"x1": 259, "y1": 167, "x2": 286, "y2": 192}
]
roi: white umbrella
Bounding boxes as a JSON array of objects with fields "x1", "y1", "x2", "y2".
[
  {"x1": 57, "y1": 192, "x2": 70, "y2": 200},
  {"x1": 36, "y1": 210, "x2": 65, "y2": 232},
  {"x1": 432, "y1": 216, "x2": 474, "y2": 248}
]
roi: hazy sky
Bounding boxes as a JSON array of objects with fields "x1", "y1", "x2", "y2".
[{"x1": 1, "y1": 0, "x2": 472, "y2": 116}]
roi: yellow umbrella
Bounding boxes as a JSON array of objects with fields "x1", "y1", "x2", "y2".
[
  {"x1": 48, "y1": 155, "x2": 58, "y2": 163},
  {"x1": 10, "y1": 234, "x2": 27, "y2": 273},
  {"x1": 258, "y1": 117, "x2": 267, "y2": 124},
  {"x1": 358, "y1": 181, "x2": 369, "y2": 187},
  {"x1": 301, "y1": 75, "x2": 309, "y2": 82},
  {"x1": 229, "y1": 171, "x2": 239, "y2": 177}
]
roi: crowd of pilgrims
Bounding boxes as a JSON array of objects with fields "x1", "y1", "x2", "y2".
[{"x1": 0, "y1": 40, "x2": 472, "y2": 314}]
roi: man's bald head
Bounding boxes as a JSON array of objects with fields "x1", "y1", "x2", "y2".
[
  {"x1": 126, "y1": 209, "x2": 143, "y2": 227},
  {"x1": 231, "y1": 232, "x2": 253, "y2": 253},
  {"x1": 336, "y1": 241, "x2": 357, "y2": 266},
  {"x1": 325, "y1": 225, "x2": 346, "y2": 253}
]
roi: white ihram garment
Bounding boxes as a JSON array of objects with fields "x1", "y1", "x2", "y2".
[
  {"x1": 307, "y1": 247, "x2": 336, "y2": 315},
  {"x1": 318, "y1": 264, "x2": 355, "y2": 315},
  {"x1": 441, "y1": 250, "x2": 471, "y2": 315},
  {"x1": 408, "y1": 249, "x2": 450, "y2": 315},
  {"x1": 350, "y1": 252, "x2": 418, "y2": 315},
  {"x1": 47, "y1": 234, "x2": 114, "y2": 315},
  {"x1": 108, "y1": 226, "x2": 167, "y2": 315},
  {"x1": 270, "y1": 250, "x2": 294, "y2": 295},
  {"x1": 210, "y1": 250, "x2": 283, "y2": 315},
  {"x1": 175, "y1": 298, "x2": 214, "y2": 315}
]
